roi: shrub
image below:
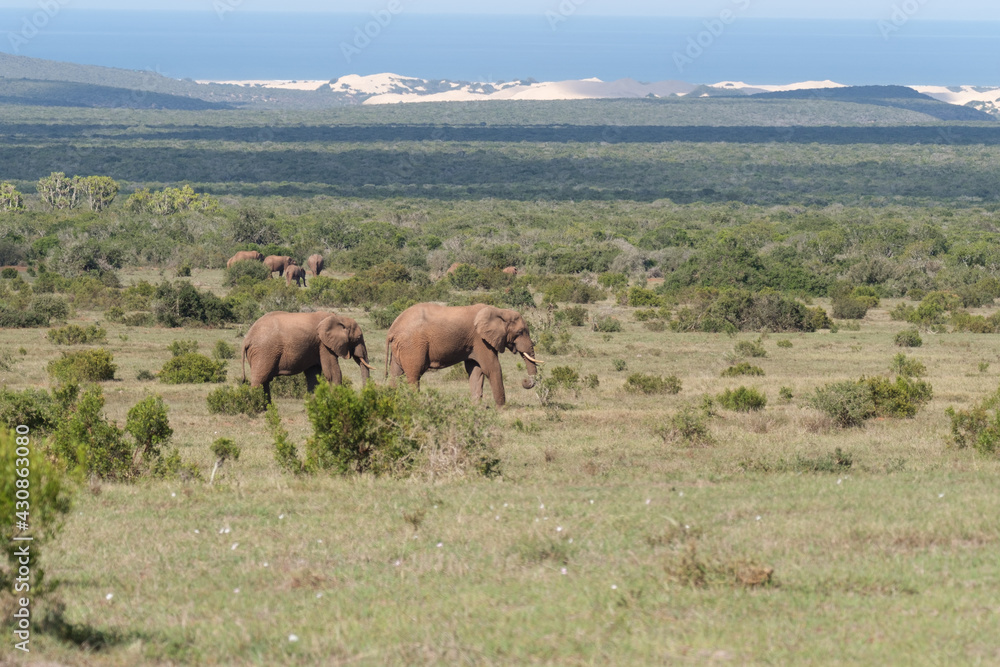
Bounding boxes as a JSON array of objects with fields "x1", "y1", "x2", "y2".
[
  {"x1": 206, "y1": 384, "x2": 269, "y2": 416},
  {"x1": 779, "y1": 386, "x2": 793, "y2": 400},
  {"x1": 733, "y1": 338, "x2": 767, "y2": 358},
  {"x1": 125, "y1": 395, "x2": 173, "y2": 465},
  {"x1": 644, "y1": 320, "x2": 667, "y2": 332},
  {"x1": 633, "y1": 307, "x2": 670, "y2": 322},
  {"x1": 0, "y1": 384, "x2": 78, "y2": 433},
  {"x1": 805, "y1": 307, "x2": 832, "y2": 330},
  {"x1": 889, "y1": 353, "x2": 926, "y2": 378},
  {"x1": 831, "y1": 295, "x2": 870, "y2": 320},
  {"x1": 176, "y1": 264, "x2": 192, "y2": 278},
  {"x1": 275, "y1": 383, "x2": 501, "y2": 478},
  {"x1": 49, "y1": 386, "x2": 132, "y2": 480},
  {"x1": 1, "y1": 429, "x2": 74, "y2": 601},
  {"x1": 866, "y1": 375, "x2": 932, "y2": 418},
  {"x1": 627, "y1": 287, "x2": 663, "y2": 307},
  {"x1": 0, "y1": 267, "x2": 17, "y2": 279},
  {"x1": 597, "y1": 272, "x2": 628, "y2": 290},
  {"x1": 168, "y1": 339, "x2": 199, "y2": 357},
  {"x1": 811, "y1": 375, "x2": 932, "y2": 427},
  {"x1": 721, "y1": 362, "x2": 764, "y2": 377},
  {"x1": 209, "y1": 438, "x2": 241, "y2": 483},
  {"x1": 496, "y1": 285, "x2": 536, "y2": 310},
  {"x1": 541, "y1": 277, "x2": 605, "y2": 304},
  {"x1": 718, "y1": 386, "x2": 767, "y2": 412},
  {"x1": 137, "y1": 369, "x2": 156, "y2": 381},
  {"x1": 549, "y1": 366, "x2": 580, "y2": 391},
  {"x1": 158, "y1": 353, "x2": 226, "y2": 384},
  {"x1": 47, "y1": 324, "x2": 107, "y2": 345},
  {"x1": 894, "y1": 328, "x2": 922, "y2": 347},
  {"x1": 583, "y1": 374, "x2": 599, "y2": 389},
  {"x1": 0, "y1": 309, "x2": 49, "y2": 328},
  {"x1": 592, "y1": 316, "x2": 622, "y2": 333},
  {"x1": 776, "y1": 339, "x2": 793, "y2": 349},
  {"x1": 554, "y1": 306, "x2": 588, "y2": 327},
  {"x1": 657, "y1": 404, "x2": 714, "y2": 445},
  {"x1": 612, "y1": 359, "x2": 627, "y2": 372},
  {"x1": 624, "y1": 373, "x2": 682, "y2": 395},
  {"x1": 271, "y1": 374, "x2": 308, "y2": 399},
  {"x1": 30, "y1": 295, "x2": 70, "y2": 323},
  {"x1": 369, "y1": 301, "x2": 408, "y2": 329},
  {"x1": 224, "y1": 259, "x2": 271, "y2": 286},
  {"x1": 47, "y1": 348, "x2": 116, "y2": 383},
  {"x1": 670, "y1": 289, "x2": 815, "y2": 333},
  {"x1": 152, "y1": 281, "x2": 234, "y2": 327},
  {"x1": 213, "y1": 340, "x2": 236, "y2": 360},
  {"x1": 945, "y1": 392, "x2": 1000, "y2": 456}
]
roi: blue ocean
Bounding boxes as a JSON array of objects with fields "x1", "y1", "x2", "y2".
[{"x1": 2, "y1": 10, "x2": 999, "y2": 86}]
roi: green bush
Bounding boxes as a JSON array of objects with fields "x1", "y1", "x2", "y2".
[
  {"x1": 627, "y1": 287, "x2": 664, "y2": 307},
  {"x1": 176, "y1": 264, "x2": 192, "y2": 278},
  {"x1": 612, "y1": 359, "x2": 627, "y2": 372},
  {"x1": 206, "y1": 384, "x2": 269, "y2": 416},
  {"x1": 213, "y1": 340, "x2": 236, "y2": 360},
  {"x1": 158, "y1": 353, "x2": 226, "y2": 384},
  {"x1": 541, "y1": 277, "x2": 605, "y2": 304},
  {"x1": 945, "y1": 390, "x2": 1000, "y2": 456},
  {"x1": 894, "y1": 328, "x2": 922, "y2": 347},
  {"x1": 0, "y1": 309, "x2": 49, "y2": 328},
  {"x1": 831, "y1": 295, "x2": 870, "y2": 320},
  {"x1": 733, "y1": 338, "x2": 767, "y2": 358},
  {"x1": 592, "y1": 316, "x2": 622, "y2": 333},
  {"x1": 718, "y1": 386, "x2": 767, "y2": 412},
  {"x1": 670, "y1": 289, "x2": 815, "y2": 333},
  {"x1": 0, "y1": 384, "x2": 78, "y2": 433},
  {"x1": 805, "y1": 307, "x2": 832, "y2": 330},
  {"x1": 137, "y1": 369, "x2": 156, "y2": 381},
  {"x1": 47, "y1": 348, "x2": 116, "y2": 383},
  {"x1": 369, "y1": 301, "x2": 408, "y2": 329},
  {"x1": 597, "y1": 272, "x2": 628, "y2": 290},
  {"x1": 624, "y1": 373, "x2": 682, "y2": 395},
  {"x1": 583, "y1": 374, "x2": 599, "y2": 389},
  {"x1": 1, "y1": 429, "x2": 74, "y2": 600},
  {"x1": 554, "y1": 305, "x2": 588, "y2": 327},
  {"x1": 224, "y1": 259, "x2": 271, "y2": 286},
  {"x1": 657, "y1": 404, "x2": 713, "y2": 445},
  {"x1": 0, "y1": 267, "x2": 17, "y2": 279},
  {"x1": 549, "y1": 366, "x2": 580, "y2": 391},
  {"x1": 866, "y1": 375, "x2": 932, "y2": 418},
  {"x1": 47, "y1": 324, "x2": 107, "y2": 345},
  {"x1": 721, "y1": 363, "x2": 764, "y2": 377},
  {"x1": 495, "y1": 285, "x2": 536, "y2": 310},
  {"x1": 30, "y1": 295, "x2": 70, "y2": 323},
  {"x1": 274, "y1": 383, "x2": 501, "y2": 478},
  {"x1": 811, "y1": 375, "x2": 932, "y2": 427},
  {"x1": 271, "y1": 374, "x2": 308, "y2": 399},
  {"x1": 779, "y1": 386, "x2": 794, "y2": 400},
  {"x1": 776, "y1": 339, "x2": 793, "y2": 349},
  {"x1": 889, "y1": 353, "x2": 926, "y2": 378},
  {"x1": 152, "y1": 281, "x2": 235, "y2": 327},
  {"x1": 125, "y1": 395, "x2": 173, "y2": 465},
  {"x1": 49, "y1": 386, "x2": 132, "y2": 480},
  {"x1": 168, "y1": 339, "x2": 199, "y2": 357}
]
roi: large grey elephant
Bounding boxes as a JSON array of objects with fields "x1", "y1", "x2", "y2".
[
  {"x1": 385, "y1": 303, "x2": 543, "y2": 407},
  {"x1": 263, "y1": 255, "x2": 294, "y2": 277},
  {"x1": 242, "y1": 311, "x2": 374, "y2": 399},
  {"x1": 227, "y1": 250, "x2": 264, "y2": 268},
  {"x1": 307, "y1": 254, "x2": 324, "y2": 277}
]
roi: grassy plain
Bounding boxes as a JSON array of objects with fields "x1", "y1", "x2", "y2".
[{"x1": 3, "y1": 268, "x2": 999, "y2": 665}]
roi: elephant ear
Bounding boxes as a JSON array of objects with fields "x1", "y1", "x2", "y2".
[
  {"x1": 474, "y1": 306, "x2": 507, "y2": 351},
  {"x1": 317, "y1": 316, "x2": 351, "y2": 358}
]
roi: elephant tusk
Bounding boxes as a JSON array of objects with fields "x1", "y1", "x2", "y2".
[
  {"x1": 522, "y1": 353, "x2": 545, "y2": 365},
  {"x1": 360, "y1": 359, "x2": 375, "y2": 370}
]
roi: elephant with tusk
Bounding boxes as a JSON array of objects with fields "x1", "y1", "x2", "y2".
[
  {"x1": 242, "y1": 310, "x2": 372, "y2": 401},
  {"x1": 385, "y1": 303, "x2": 543, "y2": 407}
]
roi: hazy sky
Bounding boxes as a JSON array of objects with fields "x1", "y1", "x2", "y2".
[{"x1": 3, "y1": 0, "x2": 1000, "y2": 20}]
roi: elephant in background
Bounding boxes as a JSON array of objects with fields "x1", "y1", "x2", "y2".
[
  {"x1": 227, "y1": 250, "x2": 264, "y2": 268},
  {"x1": 385, "y1": 303, "x2": 543, "y2": 408},
  {"x1": 307, "y1": 254, "x2": 324, "y2": 277},
  {"x1": 286, "y1": 264, "x2": 306, "y2": 287},
  {"x1": 502, "y1": 266, "x2": 518, "y2": 276},
  {"x1": 242, "y1": 310, "x2": 374, "y2": 400},
  {"x1": 264, "y1": 255, "x2": 294, "y2": 277}
]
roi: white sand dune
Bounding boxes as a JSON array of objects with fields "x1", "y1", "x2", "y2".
[
  {"x1": 911, "y1": 85, "x2": 1000, "y2": 106},
  {"x1": 197, "y1": 79, "x2": 328, "y2": 91}
]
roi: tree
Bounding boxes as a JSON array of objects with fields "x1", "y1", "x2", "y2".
[
  {"x1": 0, "y1": 182, "x2": 24, "y2": 211},
  {"x1": 36, "y1": 172, "x2": 80, "y2": 210},
  {"x1": 78, "y1": 176, "x2": 119, "y2": 212}
]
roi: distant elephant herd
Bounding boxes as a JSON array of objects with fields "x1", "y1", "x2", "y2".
[
  {"x1": 225, "y1": 251, "x2": 324, "y2": 288},
  {"x1": 231, "y1": 253, "x2": 542, "y2": 406}
]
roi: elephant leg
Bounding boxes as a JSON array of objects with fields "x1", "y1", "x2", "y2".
[
  {"x1": 465, "y1": 360, "x2": 484, "y2": 403},
  {"x1": 261, "y1": 379, "x2": 273, "y2": 403},
  {"x1": 484, "y1": 360, "x2": 506, "y2": 408},
  {"x1": 388, "y1": 354, "x2": 405, "y2": 387},
  {"x1": 305, "y1": 367, "x2": 321, "y2": 393},
  {"x1": 320, "y1": 352, "x2": 344, "y2": 386}
]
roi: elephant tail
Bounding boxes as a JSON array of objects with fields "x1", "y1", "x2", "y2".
[
  {"x1": 384, "y1": 335, "x2": 392, "y2": 381},
  {"x1": 241, "y1": 341, "x2": 249, "y2": 384}
]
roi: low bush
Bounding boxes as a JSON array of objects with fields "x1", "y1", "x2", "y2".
[
  {"x1": 47, "y1": 324, "x2": 107, "y2": 345},
  {"x1": 47, "y1": 348, "x2": 116, "y2": 383},
  {"x1": 213, "y1": 340, "x2": 236, "y2": 360},
  {"x1": 549, "y1": 366, "x2": 580, "y2": 391},
  {"x1": 0, "y1": 384, "x2": 78, "y2": 433},
  {"x1": 831, "y1": 295, "x2": 870, "y2": 320},
  {"x1": 733, "y1": 338, "x2": 767, "y2": 358},
  {"x1": 633, "y1": 307, "x2": 670, "y2": 322},
  {"x1": 167, "y1": 339, "x2": 199, "y2": 357},
  {"x1": 889, "y1": 353, "x2": 926, "y2": 378},
  {"x1": 158, "y1": 353, "x2": 226, "y2": 384},
  {"x1": 30, "y1": 295, "x2": 70, "y2": 323},
  {"x1": 894, "y1": 328, "x2": 922, "y2": 347},
  {"x1": 271, "y1": 374, "x2": 308, "y2": 399},
  {"x1": 592, "y1": 316, "x2": 622, "y2": 333},
  {"x1": 945, "y1": 390, "x2": 1000, "y2": 456},
  {"x1": 49, "y1": 385, "x2": 132, "y2": 480},
  {"x1": 657, "y1": 404, "x2": 714, "y2": 445},
  {"x1": 0, "y1": 308, "x2": 49, "y2": 328},
  {"x1": 779, "y1": 386, "x2": 793, "y2": 400},
  {"x1": 369, "y1": 300, "x2": 409, "y2": 330},
  {"x1": 721, "y1": 362, "x2": 764, "y2": 377},
  {"x1": 776, "y1": 339, "x2": 793, "y2": 349},
  {"x1": 624, "y1": 373, "x2": 682, "y2": 395},
  {"x1": 627, "y1": 287, "x2": 664, "y2": 308},
  {"x1": 224, "y1": 259, "x2": 271, "y2": 286},
  {"x1": 207, "y1": 384, "x2": 269, "y2": 416},
  {"x1": 272, "y1": 382, "x2": 501, "y2": 478},
  {"x1": 612, "y1": 359, "x2": 627, "y2": 372},
  {"x1": 554, "y1": 305, "x2": 588, "y2": 327},
  {"x1": 811, "y1": 375, "x2": 933, "y2": 427},
  {"x1": 0, "y1": 267, "x2": 17, "y2": 279},
  {"x1": 670, "y1": 288, "x2": 816, "y2": 333},
  {"x1": 717, "y1": 386, "x2": 767, "y2": 412},
  {"x1": 125, "y1": 395, "x2": 173, "y2": 465},
  {"x1": 541, "y1": 277, "x2": 605, "y2": 304}
]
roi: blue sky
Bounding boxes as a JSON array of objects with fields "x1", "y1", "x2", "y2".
[{"x1": 3, "y1": 0, "x2": 1000, "y2": 20}]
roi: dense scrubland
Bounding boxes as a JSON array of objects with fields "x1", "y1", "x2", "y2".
[{"x1": 2, "y1": 99, "x2": 1000, "y2": 665}]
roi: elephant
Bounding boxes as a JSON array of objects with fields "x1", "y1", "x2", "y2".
[
  {"x1": 226, "y1": 250, "x2": 264, "y2": 268},
  {"x1": 385, "y1": 303, "x2": 543, "y2": 408},
  {"x1": 307, "y1": 254, "x2": 324, "y2": 277},
  {"x1": 242, "y1": 311, "x2": 374, "y2": 400},
  {"x1": 502, "y1": 266, "x2": 518, "y2": 276},
  {"x1": 263, "y1": 255, "x2": 294, "y2": 277},
  {"x1": 286, "y1": 264, "x2": 306, "y2": 287}
]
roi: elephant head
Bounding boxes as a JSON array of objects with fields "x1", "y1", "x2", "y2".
[
  {"x1": 317, "y1": 315, "x2": 372, "y2": 383},
  {"x1": 474, "y1": 306, "x2": 543, "y2": 389}
]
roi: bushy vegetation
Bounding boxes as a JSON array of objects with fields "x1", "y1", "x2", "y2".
[
  {"x1": 47, "y1": 323, "x2": 107, "y2": 345},
  {"x1": 0, "y1": 384, "x2": 78, "y2": 433},
  {"x1": 271, "y1": 383, "x2": 500, "y2": 478},
  {"x1": 158, "y1": 353, "x2": 226, "y2": 384},
  {"x1": 945, "y1": 389, "x2": 1000, "y2": 456},
  {"x1": 554, "y1": 305, "x2": 588, "y2": 327},
  {"x1": 671, "y1": 289, "x2": 821, "y2": 333},
  {"x1": 206, "y1": 384, "x2": 269, "y2": 416},
  {"x1": 721, "y1": 362, "x2": 765, "y2": 377},
  {"x1": 894, "y1": 328, "x2": 922, "y2": 347},
  {"x1": 47, "y1": 348, "x2": 116, "y2": 383},
  {"x1": 811, "y1": 375, "x2": 933, "y2": 427},
  {"x1": 717, "y1": 386, "x2": 767, "y2": 412},
  {"x1": 624, "y1": 373, "x2": 682, "y2": 395}
]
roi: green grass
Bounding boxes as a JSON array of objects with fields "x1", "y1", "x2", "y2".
[{"x1": 3, "y1": 291, "x2": 1000, "y2": 664}]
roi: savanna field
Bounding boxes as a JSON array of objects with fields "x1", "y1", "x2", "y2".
[{"x1": 2, "y1": 98, "x2": 1000, "y2": 665}]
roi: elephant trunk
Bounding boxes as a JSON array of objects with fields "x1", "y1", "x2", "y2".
[
  {"x1": 355, "y1": 342, "x2": 371, "y2": 383},
  {"x1": 520, "y1": 347, "x2": 540, "y2": 389}
]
